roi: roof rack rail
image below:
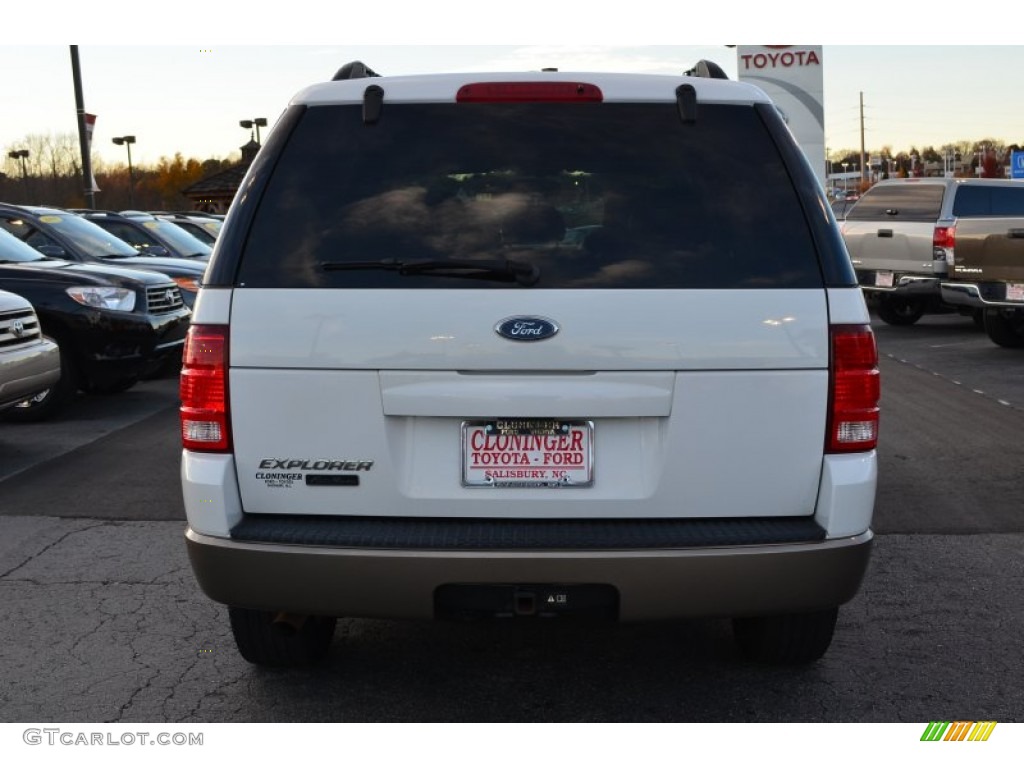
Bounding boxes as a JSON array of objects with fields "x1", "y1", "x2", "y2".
[
  {"x1": 332, "y1": 61, "x2": 380, "y2": 81},
  {"x1": 683, "y1": 60, "x2": 729, "y2": 80}
]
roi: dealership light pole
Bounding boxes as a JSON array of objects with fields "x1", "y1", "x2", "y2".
[
  {"x1": 112, "y1": 135, "x2": 137, "y2": 207},
  {"x1": 70, "y1": 46, "x2": 96, "y2": 209},
  {"x1": 7, "y1": 149, "x2": 30, "y2": 200},
  {"x1": 239, "y1": 117, "x2": 267, "y2": 145}
]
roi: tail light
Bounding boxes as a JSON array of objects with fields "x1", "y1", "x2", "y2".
[
  {"x1": 933, "y1": 225, "x2": 956, "y2": 265},
  {"x1": 827, "y1": 325, "x2": 879, "y2": 453},
  {"x1": 180, "y1": 324, "x2": 231, "y2": 452}
]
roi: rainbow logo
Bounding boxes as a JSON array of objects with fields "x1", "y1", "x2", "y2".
[{"x1": 921, "y1": 722, "x2": 997, "y2": 742}]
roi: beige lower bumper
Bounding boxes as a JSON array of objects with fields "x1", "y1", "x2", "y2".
[{"x1": 185, "y1": 528, "x2": 873, "y2": 622}]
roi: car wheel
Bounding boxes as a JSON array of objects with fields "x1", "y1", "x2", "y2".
[
  {"x1": 983, "y1": 309, "x2": 1024, "y2": 348},
  {"x1": 875, "y1": 296, "x2": 926, "y2": 326},
  {"x1": 228, "y1": 606, "x2": 337, "y2": 666},
  {"x1": 0, "y1": 343, "x2": 79, "y2": 423},
  {"x1": 732, "y1": 607, "x2": 838, "y2": 665}
]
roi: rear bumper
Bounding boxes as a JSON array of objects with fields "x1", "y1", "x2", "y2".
[
  {"x1": 185, "y1": 526, "x2": 872, "y2": 621},
  {"x1": 858, "y1": 271, "x2": 941, "y2": 296},
  {"x1": 940, "y1": 281, "x2": 1024, "y2": 310},
  {"x1": 67, "y1": 307, "x2": 190, "y2": 386}
]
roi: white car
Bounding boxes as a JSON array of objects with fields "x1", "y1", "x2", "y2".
[
  {"x1": 0, "y1": 290, "x2": 60, "y2": 414},
  {"x1": 180, "y1": 61, "x2": 880, "y2": 666}
]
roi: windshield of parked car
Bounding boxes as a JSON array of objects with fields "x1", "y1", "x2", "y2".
[
  {"x1": 238, "y1": 102, "x2": 822, "y2": 290},
  {"x1": 136, "y1": 219, "x2": 212, "y2": 258},
  {"x1": 34, "y1": 213, "x2": 140, "y2": 259},
  {"x1": 0, "y1": 226, "x2": 49, "y2": 262},
  {"x1": 167, "y1": 218, "x2": 220, "y2": 245}
]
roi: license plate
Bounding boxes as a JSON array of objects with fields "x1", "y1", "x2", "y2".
[
  {"x1": 462, "y1": 419, "x2": 593, "y2": 488},
  {"x1": 875, "y1": 271, "x2": 894, "y2": 288},
  {"x1": 1007, "y1": 283, "x2": 1024, "y2": 302}
]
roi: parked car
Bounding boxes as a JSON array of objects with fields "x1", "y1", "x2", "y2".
[
  {"x1": 71, "y1": 210, "x2": 212, "y2": 260},
  {"x1": 0, "y1": 204, "x2": 206, "y2": 308},
  {"x1": 937, "y1": 181, "x2": 1024, "y2": 347},
  {"x1": 150, "y1": 213, "x2": 222, "y2": 245},
  {"x1": 840, "y1": 178, "x2": 1013, "y2": 326},
  {"x1": 0, "y1": 288, "x2": 61, "y2": 415},
  {"x1": 0, "y1": 227, "x2": 190, "y2": 420},
  {"x1": 181, "y1": 62, "x2": 879, "y2": 667}
]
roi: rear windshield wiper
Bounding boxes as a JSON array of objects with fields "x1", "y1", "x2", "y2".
[{"x1": 320, "y1": 258, "x2": 540, "y2": 286}]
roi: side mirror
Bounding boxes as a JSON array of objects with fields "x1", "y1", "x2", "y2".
[
  {"x1": 36, "y1": 244, "x2": 66, "y2": 258},
  {"x1": 140, "y1": 244, "x2": 170, "y2": 257}
]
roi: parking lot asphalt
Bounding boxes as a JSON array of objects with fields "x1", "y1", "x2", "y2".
[
  {"x1": 0, "y1": 515, "x2": 1020, "y2": 722},
  {"x1": 1, "y1": 393, "x2": 182, "y2": 521},
  {"x1": 0, "y1": 377, "x2": 180, "y2": 486}
]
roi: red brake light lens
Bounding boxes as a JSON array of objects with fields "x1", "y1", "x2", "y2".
[
  {"x1": 827, "y1": 325, "x2": 880, "y2": 453},
  {"x1": 456, "y1": 82, "x2": 603, "y2": 103},
  {"x1": 180, "y1": 324, "x2": 230, "y2": 452},
  {"x1": 933, "y1": 225, "x2": 956, "y2": 250}
]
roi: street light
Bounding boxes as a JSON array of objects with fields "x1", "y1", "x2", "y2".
[
  {"x1": 7, "y1": 149, "x2": 30, "y2": 200},
  {"x1": 842, "y1": 162, "x2": 850, "y2": 193},
  {"x1": 239, "y1": 117, "x2": 268, "y2": 145},
  {"x1": 112, "y1": 136, "x2": 137, "y2": 207}
]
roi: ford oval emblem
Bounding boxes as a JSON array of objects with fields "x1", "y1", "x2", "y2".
[{"x1": 495, "y1": 316, "x2": 559, "y2": 342}]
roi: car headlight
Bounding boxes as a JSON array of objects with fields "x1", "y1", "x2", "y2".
[
  {"x1": 172, "y1": 276, "x2": 201, "y2": 293},
  {"x1": 66, "y1": 286, "x2": 137, "y2": 312}
]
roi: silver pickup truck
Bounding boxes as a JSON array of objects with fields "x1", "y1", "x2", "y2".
[{"x1": 840, "y1": 178, "x2": 1019, "y2": 326}]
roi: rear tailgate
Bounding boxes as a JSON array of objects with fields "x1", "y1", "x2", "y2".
[
  {"x1": 842, "y1": 218, "x2": 937, "y2": 277},
  {"x1": 842, "y1": 181, "x2": 947, "y2": 280},
  {"x1": 952, "y1": 215, "x2": 1024, "y2": 283},
  {"x1": 229, "y1": 288, "x2": 830, "y2": 520}
]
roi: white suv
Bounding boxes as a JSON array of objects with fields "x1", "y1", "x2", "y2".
[{"x1": 180, "y1": 61, "x2": 880, "y2": 666}]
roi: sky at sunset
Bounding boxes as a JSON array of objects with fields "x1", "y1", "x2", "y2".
[{"x1": 3, "y1": 6, "x2": 1017, "y2": 171}]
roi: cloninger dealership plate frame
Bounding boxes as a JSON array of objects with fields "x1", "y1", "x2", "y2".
[{"x1": 461, "y1": 419, "x2": 594, "y2": 488}]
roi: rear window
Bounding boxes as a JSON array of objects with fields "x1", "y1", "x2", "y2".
[
  {"x1": 845, "y1": 183, "x2": 945, "y2": 222},
  {"x1": 237, "y1": 102, "x2": 822, "y2": 290},
  {"x1": 952, "y1": 185, "x2": 1024, "y2": 217}
]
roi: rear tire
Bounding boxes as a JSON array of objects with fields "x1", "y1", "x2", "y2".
[
  {"x1": 228, "y1": 606, "x2": 337, "y2": 666},
  {"x1": 983, "y1": 309, "x2": 1024, "y2": 348},
  {"x1": 875, "y1": 296, "x2": 926, "y2": 326},
  {"x1": 732, "y1": 607, "x2": 839, "y2": 665}
]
